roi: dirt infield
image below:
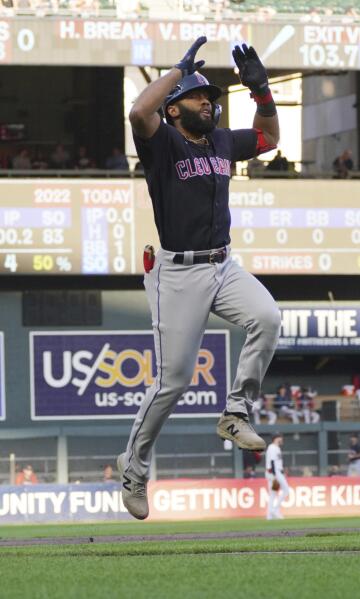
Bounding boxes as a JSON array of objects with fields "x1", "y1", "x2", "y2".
[{"x1": 1, "y1": 527, "x2": 359, "y2": 547}]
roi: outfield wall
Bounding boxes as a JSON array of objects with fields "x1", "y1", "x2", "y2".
[{"x1": 1, "y1": 476, "x2": 359, "y2": 523}]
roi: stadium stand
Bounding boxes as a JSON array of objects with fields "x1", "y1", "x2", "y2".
[{"x1": 1, "y1": 0, "x2": 359, "y2": 19}]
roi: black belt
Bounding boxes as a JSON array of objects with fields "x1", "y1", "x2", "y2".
[{"x1": 173, "y1": 248, "x2": 227, "y2": 265}]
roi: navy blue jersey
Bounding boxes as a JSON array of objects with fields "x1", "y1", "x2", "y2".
[{"x1": 133, "y1": 120, "x2": 258, "y2": 252}]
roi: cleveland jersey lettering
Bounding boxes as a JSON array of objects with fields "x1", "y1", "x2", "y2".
[{"x1": 175, "y1": 156, "x2": 231, "y2": 180}]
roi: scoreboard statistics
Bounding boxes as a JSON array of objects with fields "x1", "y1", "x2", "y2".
[
  {"x1": 0, "y1": 178, "x2": 359, "y2": 275},
  {"x1": 1, "y1": 18, "x2": 360, "y2": 70}
]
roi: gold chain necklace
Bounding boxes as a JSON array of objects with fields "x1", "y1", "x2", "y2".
[{"x1": 184, "y1": 135, "x2": 209, "y2": 146}]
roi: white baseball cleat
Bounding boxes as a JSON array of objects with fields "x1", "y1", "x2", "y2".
[
  {"x1": 117, "y1": 453, "x2": 149, "y2": 520},
  {"x1": 217, "y1": 413, "x2": 266, "y2": 451}
]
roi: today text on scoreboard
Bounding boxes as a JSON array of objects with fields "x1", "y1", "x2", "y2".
[{"x1": 0, "y1": 178, "x2": 360, "y2": 275}]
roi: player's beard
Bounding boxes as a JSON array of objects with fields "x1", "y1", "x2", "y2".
[{"x1": 178, "y1": 104, "x2": 216, "y2": 135}]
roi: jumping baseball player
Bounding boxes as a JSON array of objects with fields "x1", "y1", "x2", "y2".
[
  {"x1": 265, "y1": 432, "x2": 289, "y2": 519},
  {"x1": 118, "y1": 36, "x2": 281, "y2": 519}
]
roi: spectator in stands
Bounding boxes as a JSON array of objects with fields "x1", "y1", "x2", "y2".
[
  {"x1": 328, "y1": 465, "x2": 340, "y2": 476},
  {"x1": 103, "y1": 464, "x2": 116, "y2": 483},
  {"x1": 243, "y1": 449, "x2": 262, "y2": 478},
  {"x1": 300, "y1": 8, "x2": 322, "y2": 23},
  {"x1": 12, "y1": 148, "x2": 31, "y2": 170},
  {"x1": 15, "y1": 464, "x2": 39, "y2": 485},
  {"x1": 32, "y1": 149, "x2": 48, "y2": 170},
  {"x1": 75, "y1": 145, "x2": 95, "y2": 169},
  {"x1": 254, "y1": 5, "x2": 277, "y2": 22},
  {"x1": 333, "y1": 149, "x2": 353, "y2": 178},
  {"x1": 252, "y1": 394, "x2": 277, "y2": 425},
  {"x1": 296, "y1": 387, "x2": 320, "y2": 423},
  {"x1": 243, "y1": 465, "x2": 255, "y2": 478},
  {"x1": 115, "y1": 0, "x2": 140, "y2": 19},
  {"x1": 347, "y1": 434, "x2": 360, "y2": 476},
  {"x1": 50, "y1": 143, "x2": 71, "y2": 169},
  {"x1": 247, "y1": 156, "x2": 265, "y2": 178},
  {"x1": 273, "y1": 384, "x2": 300, "y2": 424},
  {"x1": 105, "y1": 147, "x2": 129, "y2": 172},
  {"x1": 266, "y1": 150, "x2": 288, "y2": 174},
  {"x1": 301, "y1": 467, "x2": 313, "y2": 477}
]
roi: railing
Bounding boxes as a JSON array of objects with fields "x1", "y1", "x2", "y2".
[
  {"x1": 1, "y1": 168, "x2": 360, "y2": 180},
  {"x1": 0, "y1": 421, "x2": 359, "y2": 483},
  {"x1": 0, "y1": 169, "x2": 143, "y2": 178},
  {"x1": 0, "y1": 445, "x2": 346, "y2": 483},
  {"x1": 0, "y1": 455, "x2": 57, "y2": 484}
]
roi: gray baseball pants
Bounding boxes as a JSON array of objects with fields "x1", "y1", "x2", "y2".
[{"x1": 124, "y1": 247, "x2": 280, "y2": 483}]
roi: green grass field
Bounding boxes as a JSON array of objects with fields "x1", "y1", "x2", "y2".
[{"x1": 1, "y1": 517, "x2": 360, "y2": 599}]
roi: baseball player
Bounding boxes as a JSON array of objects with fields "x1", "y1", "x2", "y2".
[
  {"x1": 118, "y1": 36, "x2": 281, "y2": 519},
  {"x1": 265, "y1": 432, "x2": 289, "y2": 520}
]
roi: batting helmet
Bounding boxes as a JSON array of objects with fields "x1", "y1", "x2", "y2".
[{"x1": 164, "y1": 72, "x2": 222, "y2": 124}]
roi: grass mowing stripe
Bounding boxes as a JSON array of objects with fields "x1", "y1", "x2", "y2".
[
  {"x1": 1, "y1": 516, "x2": 360, "y2": 539},
  {"x1": 1, "y1": 533, "x2": 360, "y2": 556},
  {"x1": 0, "y1": 553, "x2": 359, "y2": 599}
]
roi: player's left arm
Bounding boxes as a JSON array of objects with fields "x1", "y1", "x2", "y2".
[{"x1": 232, "y1": 44, "x2": 280, "y2": 149}]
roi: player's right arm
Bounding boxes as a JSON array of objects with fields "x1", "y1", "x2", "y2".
[
  {"x1": 129, "y1": 36, "x2": 207, "y2": 139},
  {"x1": 129, "y1": 70, "x2": 182, "y2": 139}
]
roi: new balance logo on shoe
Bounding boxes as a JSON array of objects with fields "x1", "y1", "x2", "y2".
[
  {"x1": 216, "y1": 413, "x2": 266, "y2": 451},
  {"x1": 117, "y1": 452, "x2": 149, "y2": 520},
  {"x1": 123, "y1": 474, "x2": 132, "y2": 492},
  {"x1": 227, "y1": 424, "x2": 238, "y2": 436}
]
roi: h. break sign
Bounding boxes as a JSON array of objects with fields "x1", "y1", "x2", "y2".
[{"x1": 30, "y1": 331, "x2": 229, "y2": 420}]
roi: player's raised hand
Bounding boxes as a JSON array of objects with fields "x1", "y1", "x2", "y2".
[
  {"x1": 175, "y1": 36, "x2": 207, "y2": 77},
  {"x1": 232, "y1": 44, "x2": 269, "y2": 96}
]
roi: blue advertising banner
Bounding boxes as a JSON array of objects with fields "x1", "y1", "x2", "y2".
[
  {"x1": 30, "y1": 331, "x2": 229, "y2": 420},
  {"x1": 278, "y1": 305, "x2": 360, "y2": 352},
  {"x1": 0, "y1": 332, "x2": 5, "y2": 421},
  {"x1": 0, "y1": 484, "x2": 130, "y2": 524}
]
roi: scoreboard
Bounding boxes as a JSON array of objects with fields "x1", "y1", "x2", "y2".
[
  {"x1": 0, "y1": 178, "x2": 359, "y2": 276},
  {"x1": 1, "y1": 18, "x2": 360, "y2": 70}
]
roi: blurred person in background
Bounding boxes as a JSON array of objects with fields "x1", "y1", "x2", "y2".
[
  {"x1": 328, "y1": 464, "x2": 340, "y2": 477},
  {"x1": 115, "y1": 0, "x2": 140, "y2": 19},
  {"x1": 244, "y1": 448, "x2": 263, "y2": 478},
  {"x1": 247, "y1": 155, "x2": 265, "y2": 178},
  {"x1": 273, "y1": 384, "x2": 300, "y2": 424},
  {"x1": 32, "y1": 148, "x2": 48, "y2": 170},
  {"x1": 105, "y1": 146, "x2": 129, "y2": 172},
  {"x1": 103, "y1": 464, "x2": 116, "y2": 483},
  {"x1": 265, "y1": 432, "x2": 289, "y2": 519},
  {"x1": 347, "y1": 434, "x2": 360, "y2": 476},
  {"x1": 50, "y1": 143, "x2": 71, "y2": 169},
  {"x1": 12, "y1": 148, "x2": 31, "y2": 170},
  {"x1": 75, "y1": 145, "x2": 95, "y2": 169},
  {"x1": 333, "y1": 149, "x2": 353, "y2": 178},
  {"x1": 266, "y1": 149, "x2": 288, "y2": 174},
  {"x1": 296, "y1": 387, "x2": 320, "y2": 423},
  {"x1": 15, "y1": 464, "x2": 39, "y2": 485},
  {"x1": 252, "y1": 393, "x2": 277, "y2": 424}
]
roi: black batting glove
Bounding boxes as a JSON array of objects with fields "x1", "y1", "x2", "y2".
[
  {"x1": 232, "y1": 44, "x2": 269, "y2": 96},
  {"x1": 174, "y1": 36, "x2": 207, "y2": 77}
]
